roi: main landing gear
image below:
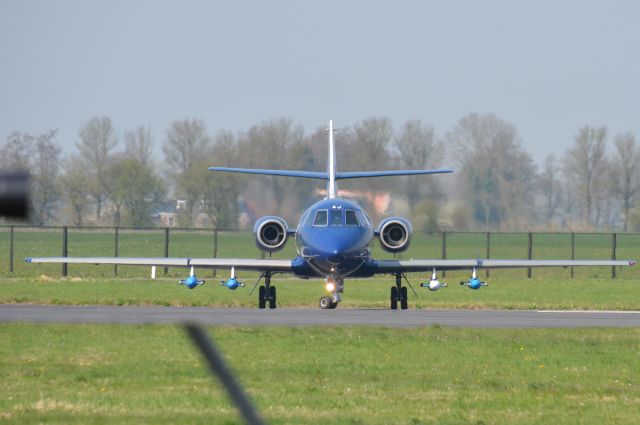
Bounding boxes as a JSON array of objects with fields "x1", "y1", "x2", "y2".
[
  {"x1": 258, "y1": 272, "x2": 276, "y2": 309},
  {"x1": 390, "y1": 273, "x2": 409, "y2": 310}
]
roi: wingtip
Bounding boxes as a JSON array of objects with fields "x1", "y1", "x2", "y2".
[
  {"x1": 25, "y1": 258, "x2": 32, "y2": 263},
  {"x1": 630, "y1": 261, "x2": 637, "y2": 266}
]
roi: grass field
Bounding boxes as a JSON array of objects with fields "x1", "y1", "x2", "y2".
[
  {"x1": 1, "y1": 229, "x2": 639, "y2": 424},
  {"x1": 1, "y1": 275, "x2": 640, "y2": 310},
  {"x1": 0, "y1": 226, "x2": 637, "y2": 310},
  {"x1": 1, "y1": 324, "x2": 639, "y2": 424}
]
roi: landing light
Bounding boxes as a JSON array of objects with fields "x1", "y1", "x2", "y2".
[{"x1": 325, "y1": 281, "x2": 336, "y2": 292}]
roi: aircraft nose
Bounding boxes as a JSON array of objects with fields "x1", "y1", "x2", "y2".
[
  {"x1": 326, "y1": 253, "x2": 343, "y2": 265},
  {"x1": 320, "y1": 238, "x2": 357, "y2": 260}
]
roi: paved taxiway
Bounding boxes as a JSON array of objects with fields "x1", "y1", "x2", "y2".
[{"x1": 1, "y1": 304, "x2": 639, "y2": 327}]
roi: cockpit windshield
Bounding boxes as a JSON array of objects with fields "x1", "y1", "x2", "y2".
[
  {"x1": 329, "y1": 209, "x2": 343, "y2": 226},
  {"x1": 345, "y1": 210, "x2": 360, "y2": 226},
  {"x1": 309, "y1": 206, "x2": 365, "y2": 227},
  {"x1": 312, "y1": 210, "x2": 328, "y2": 226}
]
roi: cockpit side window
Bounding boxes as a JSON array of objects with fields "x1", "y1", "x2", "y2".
[
  {"x1": 345, "y1": 210, "x2": 360, "y2": 226},
  {"x1": 358, "y1": 211, "x2": 372, "y2": 226},
  {"x1": 329, "y1": 209, "x2": 343, "y2": 226},
  {"x1": 312, "y1": 209, "x2": 328, "y2": 226}
]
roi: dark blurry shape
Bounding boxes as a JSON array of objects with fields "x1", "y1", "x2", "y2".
[
  {"x1": 184, "y1": 324, "x2": 266, "y2": 425},
  {"x1": 0, "y1": 172, "x2": 29, "y2": 218}
]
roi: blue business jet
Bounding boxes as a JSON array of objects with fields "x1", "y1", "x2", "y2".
[{"x1": 26, "y1": 121, "x2": 635, "y2": 309}]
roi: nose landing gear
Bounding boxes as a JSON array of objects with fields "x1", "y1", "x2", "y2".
[
  {"x1": 319, "y1": 295, "x2": 338, "y2": 309},
  {"x1": 319, "y1": 277, "x2": 343, "y2": 309}
]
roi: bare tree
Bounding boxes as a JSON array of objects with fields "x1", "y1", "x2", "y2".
[
  {"x1": 345, "y1": 117, "x2": 394, "y2": 172},
  {"x1": 190, "y1": 132, "x2": 246, "y2": 228},
  {"x1": 76, "y1": 116, "x2": 118, "y2": 221},
  {"x1": 163, "y1": 119, "x2": 210, "y2": 226},
  {"x1": 538, "y1": 154, "x2": 563, "y2": 227},
  {"x1": 124, "y1": 125, "x2": 154, "y2": 167},
  {"x1": 394, "y1": 120, "x2": 444, "y2": 205},
  {"x1": 60, "y1": 157, "x2": 91, "y2": 226},
  {"x1": 564, "y1": 126, "x2": 608, "y2": 230},
  {"x1": 32, "y1": 132, "x2": 62, "y2": 224},
  {"x1": 0, "y1": 130, "x2": 62, "y2": 224},
  {"x1": 238, "y1": 118, "x2": 305, "y2": 216},
  {"x1": 0, "y1": 132, "x2": 33, "y2": 171},
  {"x1": 108, "y1": 156, "x2": 165, "y2": 226},
  {"x1": 609, "y1": 132, "x2": 640, "y2": 231},
  {"x1": 335, "y1": 117, "x2": 395, "y2": 206},
  {"x1": 447, "y1": 113, "x2": 536, "y2": 230}
]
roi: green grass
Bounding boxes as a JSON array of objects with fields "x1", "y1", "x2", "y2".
[
  {"x1": 1, "y1": 227, "x2": 638, "y2": 310},
  {"x1": 1, "y1": 324, "x2": 639, "y2": 424},
  {"x1": 1, "y1": 275, "x2": 640, "y2": 310}
]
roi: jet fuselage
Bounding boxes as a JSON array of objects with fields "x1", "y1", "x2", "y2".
[{"x1": 294, "y1": 198, "x2": 374, "y2": 279}]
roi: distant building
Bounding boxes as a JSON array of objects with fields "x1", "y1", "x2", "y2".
[{"x1": 156, "y1": 212, "x2": 176, "y2": 227}]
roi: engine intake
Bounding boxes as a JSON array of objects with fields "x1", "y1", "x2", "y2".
[
  {"x1": 377, "y1": 217, "x2": 413, "y2": 253},
  {"x1": 254, "y1": 216, "x2": 289, "y2": 252}
]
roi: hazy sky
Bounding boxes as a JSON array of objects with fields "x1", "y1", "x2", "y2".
[{"x1": 1, "y1": 0, "x2": 638, "y2": 164}]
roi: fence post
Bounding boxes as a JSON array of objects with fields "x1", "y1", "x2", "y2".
[
  {"x1": 9, "y1": 225, "x2": 14, "y2": 273},
  {"x1": 62, "y1": 226, "x2": 68, "y2": 277},
  {"x1": 485, "y1": 232, "x2": 490, "y2": 278},
  {"x1": 570, "y1": 232, "x2": 575, "y2": 278},
  {"x1": 527, "y1": 232, "x2": 533, "y2": 278},
  {"x1": 213, "y1": 229, "x2": 218, "y2": 278},
  {"x1": 441, "y1": 231, "x2": 447, "y2": 278},
  {"x1": 114, "y1": 227, "x2": 119, "y2": 276},
  {"x1": 611, "y1": 233, "x2": 617, "y2": 279},
  {"x1": 164, "y1": 227, "x2": 170, "y2": 275}
]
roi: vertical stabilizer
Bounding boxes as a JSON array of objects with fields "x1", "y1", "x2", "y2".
[{"x1": 327, "y1": 120, "x2": 337, "y2": 198}]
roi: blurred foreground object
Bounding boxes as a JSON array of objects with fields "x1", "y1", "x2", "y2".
[
  {"x1": 184, "y1": 324, "x2": 266, "y2": 425},
  {"x1": 0, "y1": 172, "x2": 29, "y2": 218}
]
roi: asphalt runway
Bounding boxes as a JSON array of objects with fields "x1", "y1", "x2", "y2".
[{"x1": 1, "y1": 304, "x2": 640, "y2": 327}]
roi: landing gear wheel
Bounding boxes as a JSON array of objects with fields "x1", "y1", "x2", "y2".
[
  {"x1": 390, "y1": 286, "x2": 398, "y2": 310},
  {"x1": 400, "y1": 286, "x2": 408, "y2": 310},
  {"x1": 319, "y1": 296, "x2": 334, "y2": 310},
  {"x1": 258, "y1": 286, "x2": 266, "y2": 309},
  {"x1": 268, "y1": 286, "x2": 277, "y2": 309}
]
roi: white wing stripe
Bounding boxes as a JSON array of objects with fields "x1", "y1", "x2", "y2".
[
  {"x1": 376, "y1": 259, "x2": 635, "y2": 273},
  {"x1": 25, "y1": 257, "x2": 293, "y2": 271}
]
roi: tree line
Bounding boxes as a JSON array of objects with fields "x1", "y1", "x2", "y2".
[{"x1": 1, "y1": 113, "x2": 638, "y2": 232}]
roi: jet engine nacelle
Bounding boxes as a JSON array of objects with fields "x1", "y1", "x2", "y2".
[
  {"x1": 253, "y1": 216, "x2": 289, "y2": 252},
  {"x1": 377, "y1": 217, "x2": 413, "y2": 253}
]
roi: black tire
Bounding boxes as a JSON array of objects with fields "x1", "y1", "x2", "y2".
[
  {"x1": 329, "y1": 300, "x2": 338, "y2": 309},
  {"x1": 258, "y1": 286, "x2": 266, "y2": 309},
  {"x1": 390, "y1": 287, "x2": 398, "y2": 310},
  {"x1": 400, "y1": 286, "x2": 408, "y2": 310},
  {"x1": 269, "y1": 286, "x2": 277, "y2": 309},
  {"x1": 319, "y1": 296, "x2": 333, "y2": 309}
]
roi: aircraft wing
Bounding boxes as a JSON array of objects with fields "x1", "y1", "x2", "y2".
[
  {"x1": 374, "y1": 259, "x2": 636, "y2": 273},
  {"x1": 25, "y1": 257, "x2": 293, "y2": 272}
]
